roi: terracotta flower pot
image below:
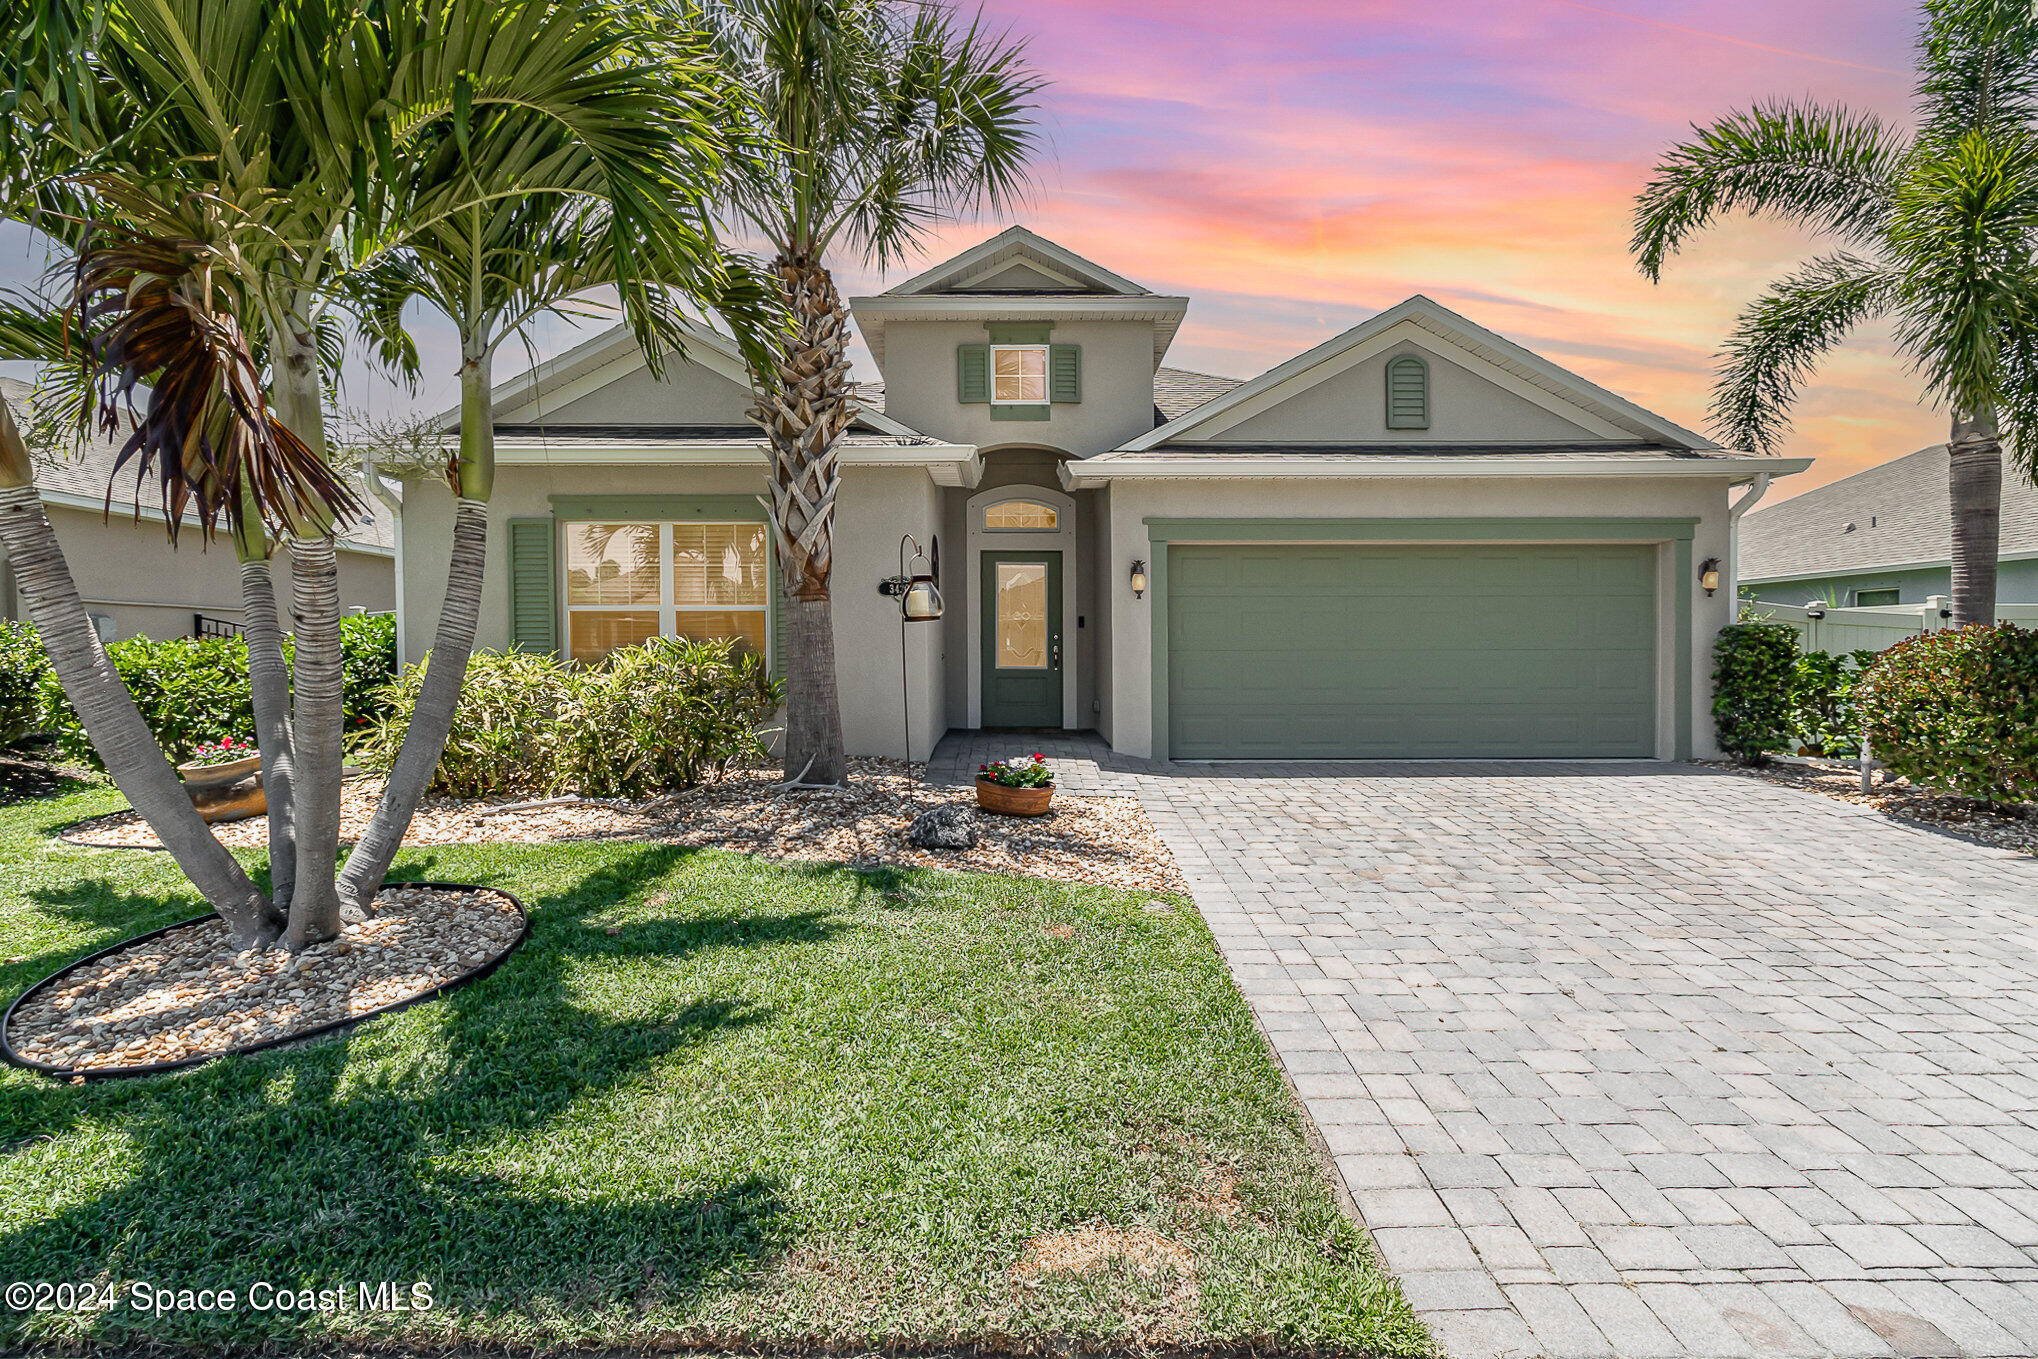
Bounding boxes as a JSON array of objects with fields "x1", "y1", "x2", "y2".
[
  {"x1": 975, "y1": 777, "x2": 1054, "y2": 816},
  {"x1": 175, "y1": 753, "x2": 266, "y2": 823}
]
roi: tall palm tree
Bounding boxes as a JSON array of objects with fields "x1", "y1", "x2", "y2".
[
  {"x1": 700, "y1": 0, "x2": 1042, "y2": 785},
  {"x1": 333, "y1": 14, "x2": 773, "y2": 912},
  {"x1": 1632, "y1": 0, "x2": 2038, "y2": 627}
]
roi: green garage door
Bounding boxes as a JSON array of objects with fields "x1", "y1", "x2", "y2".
[{"x1": 1167, "y1": 543, "x2": 1657, "y2": 759}]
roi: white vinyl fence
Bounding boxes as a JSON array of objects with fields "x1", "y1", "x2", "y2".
[{"x1": 1751, "y1": 595, "x2": 2038, "y2": 655}]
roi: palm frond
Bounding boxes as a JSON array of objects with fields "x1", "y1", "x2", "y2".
[
  {"x1": 1889, "y1": 126, "x2": 2038, "y2": 415},
  {"x1": 1631, "y1": 102, "x2": 1905, "y2": 280},
  {"x1": 67, "y1": 182, "x2": 359, "y2": 541},
  {"x1": 1711, "y1": 253, "x2": 1899, "y2": 454},
  {"x1": 1916, "y1": 0, "x2": 2038, "y2": 142}
]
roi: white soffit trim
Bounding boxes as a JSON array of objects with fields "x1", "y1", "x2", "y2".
[
  {"x1": 486, "y1": 439, "x2": 981, "y2": 486},
  {"x1": 1109, "y1": 295, "x2": 1716, "y2": 455},
  {"x1": 1059, "y1": 455, "x2": 1814, "y2": 490}
]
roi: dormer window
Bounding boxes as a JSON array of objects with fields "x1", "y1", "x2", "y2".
[
  {"x1": 1385, "y1": 354, "x2": 1430, "y2": 430},
  {"x1": 992, "y1": 345, "x2": 1048, "y2": 404}
]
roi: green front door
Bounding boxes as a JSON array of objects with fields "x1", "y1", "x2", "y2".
[
  {"x1": 981, "y1": 550, "x2": 1063, "y2": 728},
  {"x1": 1167, "y1": 543, "x2": 1657, "y2": 758}
]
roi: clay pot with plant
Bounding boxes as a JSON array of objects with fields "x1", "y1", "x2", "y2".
[{"x1": 975, "y1": 753, "x2": 1055, "y2": 816}]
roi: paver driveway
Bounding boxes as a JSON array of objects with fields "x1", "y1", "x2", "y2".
[{"x1": 1139, "y1": 761, "x2": 2038, "y2": 1359}]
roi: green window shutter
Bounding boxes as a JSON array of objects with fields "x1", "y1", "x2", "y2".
[
  {"x1": 1049, "y1": 344, "x2": 1082, "y2": 403},
  {"x1": 507, "y1": 517, "x2": 557, "y2": 655},
  {"x1": 1385, "y1": 355, "x2": 1430, "y2": 430},
  {"x1": 957, "y1": 344, "x2": 990, "y2": 403}
]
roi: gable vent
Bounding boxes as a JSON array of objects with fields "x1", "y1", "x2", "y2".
[{"x1": 1385, "y1": 354, "x2": 1430, "y2": 430}]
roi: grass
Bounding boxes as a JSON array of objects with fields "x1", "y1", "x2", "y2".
[{"x1": 0, "y1": 783, "x2": 1428, "y2": 1356}]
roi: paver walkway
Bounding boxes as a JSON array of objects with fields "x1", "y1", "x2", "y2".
[{"x1": 929, "y1": 734, "x2": 2038, "y2": 1358}]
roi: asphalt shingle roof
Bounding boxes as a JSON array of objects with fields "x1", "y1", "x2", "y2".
[
  {"x1": 2, "y1": 377, "x2": 394, "y2": 552},
  {"x1": 1738, "y1": 444, "x2": 2038, "y2": 580},
  {"x1": 1152, "y1": 367, "x2": 1243, "y2": 422}
]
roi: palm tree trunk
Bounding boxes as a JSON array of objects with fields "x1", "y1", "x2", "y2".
[
  {"x1": 283, "y1": 534, "x2": 344, "y2": 947},
  {"x1": 754, "y1": 255, "x2": 854, "y2": 787},
  {"x1": 1947, "y1": 407, "x2": 2003, "y2": 628},
  {"x1": 234, "y1": 512, "x2": 296, "y2": 912},
  {"x1": 0, "y1": 419, "x2": 277, "y2": 945},
  {"x1": 337, "y1": 498, "x2": 488, "y2": 910}
]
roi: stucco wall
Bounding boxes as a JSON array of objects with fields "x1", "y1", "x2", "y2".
[
  {"x1": 522, "y1": 355, "x2": 755, "y2": 426},
  {"x1": 398, "y1": 462, "x2": 948, "y2": 761},
  {"x1": 1746, "y1": 557, "x2": 2038, "y2": 607},
  {"x1": 1, "y1": 504, "x2": 394, "y2": 642},
  {"x1": 1188, "y1": 340, "x2": 1601, "y2": 444},
  {"x1": 874, "y1": 317, "x2": 1159, "y2": 456},
  {"x1": 1096, "y1": 476, "x2": 1737, "y2": 761}
]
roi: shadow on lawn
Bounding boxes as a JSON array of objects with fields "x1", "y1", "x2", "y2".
[{"x1": 0, "y1": 843, "x2": 845, "y2": 1349}]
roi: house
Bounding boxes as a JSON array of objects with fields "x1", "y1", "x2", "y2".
[
  {"x1": 1738, "y1": 443, "x2": 2038, "y2": 606},
  {"x1": 391, "y1": 226, "x2": 1806, "y2": 762},
  {"x1": 0, "y1": 377, "x2": 397, "y2": 641}
]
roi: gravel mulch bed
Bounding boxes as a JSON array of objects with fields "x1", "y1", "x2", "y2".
[
  {"x1": 4, "y1": 885, "x2": 524, "y2": 1075},
  {"x1": 62, "y1": 759, "x2": 1185, "y2": 893},
  {"x1": 1703, "y1": 758, "x2": 2038, "y2": 856}
]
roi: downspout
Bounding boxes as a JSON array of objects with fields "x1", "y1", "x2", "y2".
[
  {"x1": 359, "y1": 444, "x2": 408, "y2": 665},
  {"x1": 1724, "y1": 471, "x2": 1772, "y2": 615}
]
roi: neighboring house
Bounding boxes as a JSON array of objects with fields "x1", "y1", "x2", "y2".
[
  {"x1": 0, "y1": 378, "x2": 396, "y2": 641},
  {"x1": 1739, "y1": 442, "x2": 2038, "y2": 606},
  {"x1": 392, "y1": 226, "x2": 1804, "y2": 762}
]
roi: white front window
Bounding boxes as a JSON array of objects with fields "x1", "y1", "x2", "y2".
[
  {"x1": 991, "y1": 344, "x2": 1047, "y2": 403},
  {"x1": 562, "y1": 520, "x2": 770, "y2": 664}
]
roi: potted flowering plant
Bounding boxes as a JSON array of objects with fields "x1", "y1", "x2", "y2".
[
  {"x1": 974, "y1": 753, "x2": 1054, "y2": 816},
  {"x1": 174, "y1": 736, "x2": 266, "y2": 822}
]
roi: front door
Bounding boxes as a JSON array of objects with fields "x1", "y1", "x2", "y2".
[{"x1": 980, "y1": 550, "x2": 1062, "y2": 728}]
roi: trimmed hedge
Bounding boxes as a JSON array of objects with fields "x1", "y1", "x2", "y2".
[
  {"x1": 1858, "y1": 624, "x2": 2038, "y2": 804},
  {"x1": 15, "y1": 613, "x2": 398, "y2": 767},
  {"x1": 1711, "y1": 622, "x2": 1800, "y2": 763},
  {"x1": 1789, "y1": 648, "x2": 1880, "y2": 758},
  {"x1": 358, "y1": 638, "x2": 782, "y2": 800}
]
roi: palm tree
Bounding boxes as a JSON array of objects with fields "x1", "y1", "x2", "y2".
[
  {"x1": 699, "y1": 0, "x2": 1042, "y2": 785},
  {"x1": 1, "y1": 0, "x2": 754, "y2": 951},
  {"x1": 1632, "y1": 0, "x2": 2038, "y2": 627},
  {"x1": 332, "y1": 12, "x2": 773, "y2": 913}
]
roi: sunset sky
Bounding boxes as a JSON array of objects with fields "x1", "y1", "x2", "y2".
[{"x1": 0, "y1": 2, "x2": 1945, "y2": 497}]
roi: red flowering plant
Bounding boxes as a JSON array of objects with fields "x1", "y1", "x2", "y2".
[
  {"x1": 184, "y1": 735, "x2": 256, "y2": 768},
  {"x1": 976, "y1": 753, "x2": 1053, "y2": 789}
]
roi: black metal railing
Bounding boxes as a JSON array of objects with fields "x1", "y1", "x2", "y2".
[{"x1": 193, "y1": 612, "x2": 244, "y2": 639}]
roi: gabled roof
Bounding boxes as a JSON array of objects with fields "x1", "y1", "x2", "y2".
[
  {"x1": 2, "y1": 378, "x2": 394, "y2": 553},
  {"x1": 467, "y1": 317, "x2": 930, "y2": 443},
  {"x1": 880, "y1": 225, "x2": 1154, "y2": 298},
  {"x1": 1739, "y1": 444, "x2": 2038, "y2": 580},
  {"x1": 850, "y1": 225, "x2": 1190, "y2": 370},
  {"x1": 1153, "y1": 367, "x2": 1244, "y2": 422},
  {"x1": 1103, "y1": 295, "x2": 1717, "y2": 456}
]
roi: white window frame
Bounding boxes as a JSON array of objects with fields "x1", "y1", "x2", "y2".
[
  {"x1": 990, "y1": 343, "x2": 1049, "y2": 405},
  {"x1": 560, "y1": 519, "x2": 771, "y2": 666}
]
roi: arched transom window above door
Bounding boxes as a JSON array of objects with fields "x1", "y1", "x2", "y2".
[{"x1": 983, "y1": 498, "x2": 1060, "y2": 531}]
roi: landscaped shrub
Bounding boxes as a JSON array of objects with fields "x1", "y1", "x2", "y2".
[
  {"x1": 356, "y1": 649, "x2": 576, "y2": 799},
  {"x1": 1789, "y1": 647, "x2": 1881, "y2": 757},
  {"x1": 0, "y1": 620, "x2": 50, "y2": 747},
  {"x1": 360, "y1": 639, "x2": 783, "y2": 800},
  {"x1": 558, "y1": 638, "x2": 781, "y2": 798},
  {"x1": 1857, "y1": 623, "x2": 2038, "y2": 803},
  {"x1": 1711, "y1": 622, "x2": 1800, "y2": 763},
  {"x1": 28, "y1": 613, "x2": 399, "y2": 768}
]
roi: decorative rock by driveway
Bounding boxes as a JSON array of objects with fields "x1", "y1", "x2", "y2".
[{"x1": 1130, "y1": 757, "x2": 2038, "y2": 1359}]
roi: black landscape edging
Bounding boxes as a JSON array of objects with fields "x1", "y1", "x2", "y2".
[{"x1": 0, "y1": 882, "x2": 528, "y2": 1083}]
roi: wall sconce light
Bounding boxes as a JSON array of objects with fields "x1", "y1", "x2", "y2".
[
  {"x1": 1698, "y1": 557, "x2": 1721, "y2": 596},
  {"x1": 1130, "y1": 559, "x2": 1148, "y2": 599},
  {"x1": 1804, "y1": 600, "x2": 1827, "y2": 620},
  {"x1": 879, "y1": 534, "x2": 944, "y2": 622}
]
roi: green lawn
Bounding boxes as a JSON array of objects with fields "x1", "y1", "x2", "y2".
[{"x1": 0, "y1": 782, "x2": 1427, "y2": 1356}]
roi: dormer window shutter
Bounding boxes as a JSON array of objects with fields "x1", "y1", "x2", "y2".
[
  {"x1": 956, "y1": 344, "x2": 990, "y2": 403},
  {"x1": 1049, "y1": 344, "x2": 1082, "y2": 403},
  {"x1": 1385, "y1": 354, "x2": 1430, "y2": 430}
]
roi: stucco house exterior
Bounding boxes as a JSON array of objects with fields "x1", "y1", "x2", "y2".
[
  {"x1": 0, "y1": 378, "x2": 396, "y2": 642},
  {"x1": 392, "y1": 226, "x2": 1806, "y2": 762},
  {"x1": 1739, "y1": 443, "x2": 2038, "y2": 607}
]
